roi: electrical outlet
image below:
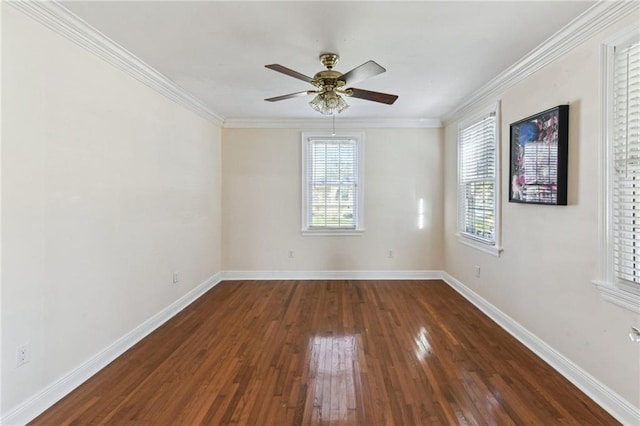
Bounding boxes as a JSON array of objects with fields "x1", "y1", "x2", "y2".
[
  {"x1": 16, "y1": 343, "x2": 31, "y2": 367},
  {"x1": 474, "y1": 265, "x2": 481, "y2": 278},
  {"x1": 172, "y1": 272, "x2": 179, "y2": 284},
  {"x1": 288, "y1": 250, "x2": 294, "y2": 258},
  {"x1": 388, "y1": 249, "x2": 394, "y2": 259}
]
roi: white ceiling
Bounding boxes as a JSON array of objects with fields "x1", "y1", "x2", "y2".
[{"x1": 60, "y1": 1, "x2": 596, "y2": 122}]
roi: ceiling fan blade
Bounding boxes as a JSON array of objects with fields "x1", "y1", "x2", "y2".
[
  {"x1": 347, "y1": 88, "x2": 398, "y2": 105},
  {"x1": 265, "y1": 64, "x2": 314, "y2": 84},
  {"x1": 265, "y1": 91, "x2": 312, "y2": 102},
  {"x1": 339, "y1": 60, "x2": 386, "y2": 86}
]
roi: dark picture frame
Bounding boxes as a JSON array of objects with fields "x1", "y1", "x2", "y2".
[{"x1": 509, "y1": 105, "x2": 569, "y2": 205}]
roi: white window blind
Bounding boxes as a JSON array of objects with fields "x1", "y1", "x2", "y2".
[
  {"x1": 303, "y1": 136, "x2": 361, "y2": 231},
  {"x1": 613, "y1": 39, "x2": 640, "y2": 288},
  {"x1": 459, "y1": 113, "x2": 497, "y2": 245}
]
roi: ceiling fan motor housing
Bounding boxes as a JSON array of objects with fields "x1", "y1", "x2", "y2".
[
  {"x1": 312, "y1": 70, "x2": 345, "y2": 92},
  {"x1": 313, "y1": 54, "x2": 346, "y2": 93}
]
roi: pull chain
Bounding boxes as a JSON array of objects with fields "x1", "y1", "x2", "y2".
[{"x1": 332, "y1": 114, "x2": 336, "y2": 136}]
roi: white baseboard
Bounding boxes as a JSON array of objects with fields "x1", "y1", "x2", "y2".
[
  {"x1": 0, "y1": 272, "x2": 223, "y2": 426},
  {"x1": 222, "y1": 270, "x2": 443, "y2": 281},
  {"x1": 441, "y1": 272, "x2": 640, "y2": 425}
]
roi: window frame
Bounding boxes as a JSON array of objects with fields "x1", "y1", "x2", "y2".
[
  {"x1": 594, "y1": 25, "x2": 640, "y2": 313},
  {"x1": 301, "y1": 132, "x2": 365, "y2": 236},
  {"x1": 456, "y1": 102, "x2": 503, "y2": 257}
]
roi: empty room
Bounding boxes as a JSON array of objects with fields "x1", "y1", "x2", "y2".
[{"x1": 1, "y1": 0, "x2": 639, "y2": 424}]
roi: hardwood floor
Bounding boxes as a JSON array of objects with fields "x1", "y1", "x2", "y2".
[{"x1": 31, "y1": 280, "x2": 618, "y2": 425}]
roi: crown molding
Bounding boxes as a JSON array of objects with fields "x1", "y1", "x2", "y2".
[
  {"x1": 222, "y1": 117, "x2": 442, "y2": 129},
  {"x1": 8, "y1": 0, "x2": 224, "y2": 127},
  {"x1": 7, "y1": 0, "x2": 439, "y2": 131},
  {"x1": 442, "y1": 1, "x2": 640, "y2": 125},
  {"x1": 12, "y1": 1, "x2": 635, "y2": 130}
]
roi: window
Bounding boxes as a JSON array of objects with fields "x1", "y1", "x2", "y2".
[
  {"x1": 595, "y1": 26, "x2": 640, "y2": 312},
  {"x1": 301, "y1": 132, "x2": 364, "y2": 235},
  {"x1": 457, "y1": 104, "x2": 502, "y2": 256}
]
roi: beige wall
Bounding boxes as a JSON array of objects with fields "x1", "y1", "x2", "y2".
[
  {"x1": 222, "y1": 128, "x2": 443, "y2": 272},
  {"x1": 1, "y1": 5, "x2": 222, "y2": 414},
  {"x1": 443, "y1": 15, "x2": 640, "y2": 407}
]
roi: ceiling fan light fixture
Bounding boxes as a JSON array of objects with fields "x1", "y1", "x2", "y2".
[
  {"x1": 265, "y1": 53, "x2": 397, "y2": 113},
  {"x1": 309, "y1": 91, "x2": 349, "y2": 115}
]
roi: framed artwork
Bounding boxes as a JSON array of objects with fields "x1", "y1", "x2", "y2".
[{"x1": 509, "y1": 105, "x2": 569, "y2": 205}]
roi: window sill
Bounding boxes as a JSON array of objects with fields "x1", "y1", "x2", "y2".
[
  {"x1": 593, "y1": 280, "x2": 640, "y2": 313},
  {"x1": 302, "y1": 228, "x2": 365, "y2": 237},
  {"x1": 456, "y1": 234, "x2": 503, "y2": 257}
]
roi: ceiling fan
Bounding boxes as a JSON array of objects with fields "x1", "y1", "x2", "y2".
[{"x1": 264, "y1": 53, "x2": 398, "y2": 115}]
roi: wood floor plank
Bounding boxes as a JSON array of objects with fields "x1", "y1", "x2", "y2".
[{"x1": 30, "y1": 280, "x2": 619, "y2": 425}]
